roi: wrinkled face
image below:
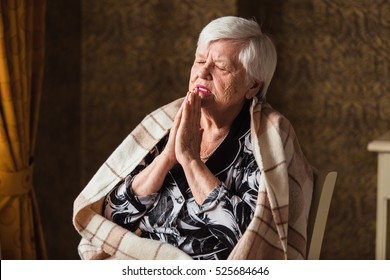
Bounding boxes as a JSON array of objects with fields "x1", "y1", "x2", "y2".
[{"x1": 189, "y1": 40, "x2": 257, "y2": 112}]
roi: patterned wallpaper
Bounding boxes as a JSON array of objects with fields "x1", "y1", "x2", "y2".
[
  {"x1": 254, "y1": 0, "x2": 390, "y2": 259},
  {"x1": 81, "y1": 0, "x2": 236, "y2": 183}
]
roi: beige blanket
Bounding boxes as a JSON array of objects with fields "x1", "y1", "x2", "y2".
[{"x1": 72, "y1": 96, "x2": 313, "y2": 260}]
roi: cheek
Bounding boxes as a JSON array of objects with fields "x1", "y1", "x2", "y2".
[
  {"x1": 221, "y1": 79, "x2": 248, "y2": 102},
  {"x1": 189, "y1": 66, "x2": 198, "y2": 83},
  {"x1": 216, "y1": 82, "x2": 237, "y2": 103},
  {"x1": 223, "y1": 83, "x2": 235, "y2": 94},
  {"x1": 221, "y1": 78, "x2": 241, "y2": 95}
]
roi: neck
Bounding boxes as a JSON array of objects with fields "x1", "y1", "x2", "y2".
[{"x1": 200, "y1": 101, "x2": 245, "y2": 138}]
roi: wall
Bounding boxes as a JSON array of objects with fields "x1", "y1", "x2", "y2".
[{"x1": 240, "y1": 0, "x2": 390, "y2": 259}]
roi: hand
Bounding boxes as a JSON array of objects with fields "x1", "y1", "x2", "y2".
[
  {"x1": 159, "y1": 97, "x2": 184, "y2": 167},
  {"x1": 159, "y1": 89, "x2": 220, "y2": 205},
  {"x1": 175, "y1": 89, "x2": 203, "y2": 165},
  {"x1": 132, "y1": 96, "x2": 186, "y2": 196},
  {"x1": 132, "y1": 90, "x2": 205, "y2": 197}
]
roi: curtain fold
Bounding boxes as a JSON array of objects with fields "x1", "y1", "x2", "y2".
[{"x1": 0, "y1": 0, "x2": 47, "y2": 259}]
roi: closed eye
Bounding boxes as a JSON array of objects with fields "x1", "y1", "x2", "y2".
[{"x1": 215, "y1": 65, "x2": 229, "y2": 73}]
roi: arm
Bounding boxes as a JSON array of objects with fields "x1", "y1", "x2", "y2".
[
  {"x1": 131, "y1": 98, "x2": 185, "y2": 196},
  {"x1": 181, "y1": 158, "x2": 221, "y2": 204},
  {"x1": 195, "y1": 159, "x2": 260, "y2": 248},
  {"x1": 131, "y1": 153, "x2": 175, "y2": 196},
  {"x1": 103, "y1": 174, "x2": 159, "y2": 231},
  {"x1": 102, "y1": 144, "x2": 165, "y2": 230}
]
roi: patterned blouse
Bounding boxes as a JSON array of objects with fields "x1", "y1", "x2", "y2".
[{"x1": 103, "y1": 102, "x2": 261, "y2": 260}]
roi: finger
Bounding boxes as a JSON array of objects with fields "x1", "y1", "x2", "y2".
[
  {"x1": 182, "y1": 92, "x2": 201, "y2": 134},
  {"x1": 185, "y1": 90, "x2": 192, "y2": 105},
  {"x1": 188, "y1": 91, "x2": 200, "y2": 130},
  {"x1": 172, "y1": 108, "x2": 183, "y2": 133},
  {"x1": 176, "y1": 92, "x2": 190, "y2": 121},
  {"x1": 183, "y1": 91, "x2": 193, "y2": 119},
  {"x1": 194, "y1": 91, "x2": 201, "y2": 123},
  {"x1": 176, "y1": 95, "x2": 191, "y2": 144},
  {"x1": 170, "y1": 97, "x2": 186, "y2": 137}
]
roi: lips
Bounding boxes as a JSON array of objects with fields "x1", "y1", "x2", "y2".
[{"x1": 196, "y1": 84, "x2": 211, "y2": 95}]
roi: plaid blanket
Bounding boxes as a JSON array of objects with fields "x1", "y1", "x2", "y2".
[{"x1": 72, "y1": 97, "x2": 313, "y2": 260}]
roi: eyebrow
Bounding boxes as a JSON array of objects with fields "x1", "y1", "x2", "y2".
[
  {"x1": 214, "y1": 59, "x2": 235, "y2": 71},
  {"x1": 214, "y1": 59, "x2": 228, "y2": 65},
  {"x1": 195, "y1": 52, "x2": 206, "y2": 59},
  {"x1": 195, "y1": 54, "x2": 233, "y2": 68}
]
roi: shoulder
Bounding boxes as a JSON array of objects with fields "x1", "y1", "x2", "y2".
[{"x1": 259, "y1": 103, "x2": 297, "y2": 141}]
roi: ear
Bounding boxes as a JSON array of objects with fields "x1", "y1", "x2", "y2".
[{"x1": 245, "y1": 81, "x2": 263, "y2": 99}]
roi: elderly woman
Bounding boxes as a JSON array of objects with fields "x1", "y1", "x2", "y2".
[{"x1": 73, "y1": 16, "x2": 313, "y2": 260}]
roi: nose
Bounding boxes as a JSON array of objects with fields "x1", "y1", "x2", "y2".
[{"x1": 198, "y1": 63, "x2": 212, "y2": 80}]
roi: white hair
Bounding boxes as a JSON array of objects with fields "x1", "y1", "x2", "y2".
[{"x1": 197, "y1": 16, "x2": 277, "y2": 99}]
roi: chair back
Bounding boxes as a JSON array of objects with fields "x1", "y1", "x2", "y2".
[{"x1": 306, "y1": 168, "x2": 337, "y2": 260}]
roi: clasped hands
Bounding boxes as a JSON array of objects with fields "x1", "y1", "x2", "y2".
[
  {"x1": 161, "y1": 88, "x2": 203, "y2": 167},
  {"x1": 132, "y1": 88, "x2": 219, "y2": 204}
]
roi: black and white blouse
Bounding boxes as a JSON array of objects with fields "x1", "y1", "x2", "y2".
[{"x1": 103, "y1": 103, "x2": 261, "y2": 260}]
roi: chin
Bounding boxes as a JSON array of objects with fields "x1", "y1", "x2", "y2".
[{"x1": 199, "y1": 95, "x2": 214, "y2": 107}]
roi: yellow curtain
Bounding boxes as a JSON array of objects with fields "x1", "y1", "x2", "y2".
[{"x1": 0, "y1": 0, "x2": 47, "y2": 259}]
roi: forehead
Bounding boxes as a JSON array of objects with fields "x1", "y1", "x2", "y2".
[{"x1": 196, "y1": 40, "x2": 243, "y2": 63}]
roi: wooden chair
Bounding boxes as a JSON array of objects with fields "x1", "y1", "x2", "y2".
[{"x1": 306, "y1": 169, "x2": 337, "y2": 260}]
